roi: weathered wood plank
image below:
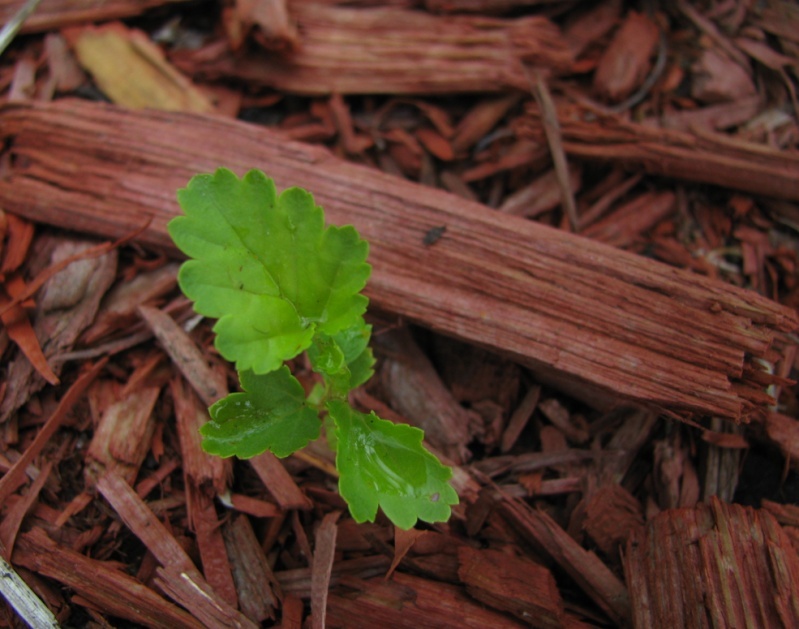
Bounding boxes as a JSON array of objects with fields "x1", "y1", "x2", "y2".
[
  {"x1": 176, "y1": 4, "x2": 572, "y2": 95},
  {"x1": 0, "y1": 99, "x2": 795, "y2": 421}
]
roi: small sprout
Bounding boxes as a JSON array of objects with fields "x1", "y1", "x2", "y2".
[{"x1": 168, "y1": 168, "x2": 458, "y2": 530}]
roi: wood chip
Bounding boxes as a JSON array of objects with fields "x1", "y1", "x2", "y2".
[
  {"x1": 451, "y1": 94, "x2": 521, "y2": 154},
  {"x1": 13, "y1": 527, "x2": 204, "y2": 628},
  {"x1": 171, "y1": 376, "x2": 231, "y2": 496},
  {"x1": 501, "y1": 384, "x2": 540, "y2": 453},
  {"x1": 0, "y1": 213, "x2": 34, "y2": 275},
  {"x1": 0, "y1": 460, "x2": 52, "y2": 556},
  {"x1": 232, "y1": 0, "x2": 299, "y2": 51},
  {"x1": 43, "y1": 32, "x2": 85, "y2": 92},
  {"x1": 377, "y1": 327, "x2": 482, "y2": 463},
  {"x1": 581, "y1": 190, "x2": 676, "y2": 248},
  {"x1": 86, "y1": 384, "x2": 160, "y2": 484},
  {"x1": 1, "y1": 275, "x2": 59, "y2": 385},
  {"x1": 249, "y1": 451, "x2": 313, "y2": 511},
  {"x1": 139, "y1": 304, "x2": 226, "y2": 406},
  {"x1": 0, "y1": 0, "x2": 188, "y2": 33},
  {"x1": 311, "y1": 511, "x2": 340, "y2": 629},
  {"x1": 0, "y1": 541, "x2": 59, "y2": 629},
  {"x1": 518, "y1": 98, "x2": 799, "y2": 202},
  {"x1": 95, "y1": 470, "x2": 256, "y2": 628},
  {"x1": 562, "y1": 0, "x2": 622, "y2": 59},
  {"x1": 593, "y1": 11, "x2": 660, "y2": 102},
  {"x1": 82, "y1": 262, "x2": 178, "y2": 345},
  {"x1": 1, "y1": 237, "x2": 117, "y2": 421},
  {"x1": 222, "y1": 514, "x2": 281, "y2": 623},
  {"x1": 651, "y1": 96, "x2": 762, "y2": 132},
  {"x1": 64, "y1": 22, "x2": 214, "y2": 112},
  {"x1": 178, "y1": 6, "x2": 572, "y2": 95},
  {"x1": 624, "y1": 497, "x2": 799, "y2": 627},
  {"x1": 690, "y1": 48, "x2": 757, "y2": 104},
  {"x1": 501, "y1": 496, "x2": 630, "y2": 625},
  {"x1": 277, "y1": 555, "x2": 391, "y2": 599},
  {"x1": 191, "y1": 490, "x2": 238, "y2": 609},
  {"x1": 458, "y1": 546, "x2": 564, "y2": 627},
  {"x1": 326, "y1": 571, "x2": 526, "y2": 628},
  {"x1": 764, "y1": 411, "x2": 799, "y2": 471},
  {"x1": 0, "y1": 358, "x2": 105, "y2": 506},
  {"x1": 499, "y1": 164, "x2": 581, "y2": 218},
  {"x1": 1, "y1": 101, "x2": 796, "y2": 424},
  {"x1": 582, "y1": 485, "x2": 644, "y2": 557}
]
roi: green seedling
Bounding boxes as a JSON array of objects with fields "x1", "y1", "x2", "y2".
[{"x1": 168, "y1": 168, "x2": 458, "y2": 529}]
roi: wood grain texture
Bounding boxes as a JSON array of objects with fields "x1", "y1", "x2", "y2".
[
  {"x1": 13, "y1": 528, "x2": 203, "y2": 629},
  {"x1": 0, "y1": 0, "x2": 189, "y2": 33},
  {"x1": 624, "y1": 497, "x2": 799, "y2": 627},
  {"x1": 519, "y1": 100, "x2": 799, "y2": 202},
  {"x1": 0, "y1": 99, "x2": 795, "y2": 421},
  {"x1": 176, "y1": 4, "x2": 573, "y2": 95}
]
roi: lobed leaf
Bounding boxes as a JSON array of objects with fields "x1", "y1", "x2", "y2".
[
  {"x1": 329, "y1": 401, "x2": 458, "y2": 530},
  {"x1": 201, "y1": 366, "x2": 320, "y2": 458},
  {"x1": 169, "y1": 168, "x2": 371, "y2": 374}
]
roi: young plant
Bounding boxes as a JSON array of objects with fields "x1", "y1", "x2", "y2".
[{"x1": 168, "y1": 168, "x2": 458, "y2": 529}]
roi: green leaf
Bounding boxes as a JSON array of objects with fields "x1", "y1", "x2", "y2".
[
  {"x1": 201, "y1": 366, "x2": 320, "y2": 458},
  {"x1": 329, "y1": 401, "x2": 458, "y2": 530},
  {"x1": 168, "y1": 168, "x2": 371, "y2": 374},
  {"x1": 308, "y1": 319, "x2": 375, "y2": 398},
  {"x1": 332, "y1": 320, "x2": 375, "y2": 389}
]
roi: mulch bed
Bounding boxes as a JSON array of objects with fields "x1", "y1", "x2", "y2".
[{"x1": 2, "y1": 1, "x2": 799, "y2": 627}]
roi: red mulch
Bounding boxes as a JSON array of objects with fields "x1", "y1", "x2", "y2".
[{"x1": 2, "y1": 1, "x2": 799, "y2": 627}]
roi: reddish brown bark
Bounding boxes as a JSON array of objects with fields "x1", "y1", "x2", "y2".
[
  {"x1": 624, "y1": 497, "x2": 799, "y2": 627},
  {"x1": 0, "y1": 99, "x2": 795, "y2": 423}
]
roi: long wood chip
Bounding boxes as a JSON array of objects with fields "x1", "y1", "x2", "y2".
[
  {"x1": 96, "y1": 470, "x2": 256, "y2": 628},
  {"x1": 518, "y1": 97, "x2": 799, "y2": 202},
  {"x1": 222, "y1": 514, "x2": 281, "y2": 622},
  {"x1": 311, "y1": 511, "x2": 340, "y2": 629},
  {"x1": 139, "y1": 304, "x2": 226, "y2": 406},
  {"x1": 177, "y1": 5, "x2": 572, "y2": 94},
  {"x1": 0, "y1": 100, "x2": 796, "y2": 423},
  {"x1": 1, "y1": 0, "x2": 189, "y2": 34},
  {"x1": 13, "y1": 528, "x2": 203, "y2": 629}
]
